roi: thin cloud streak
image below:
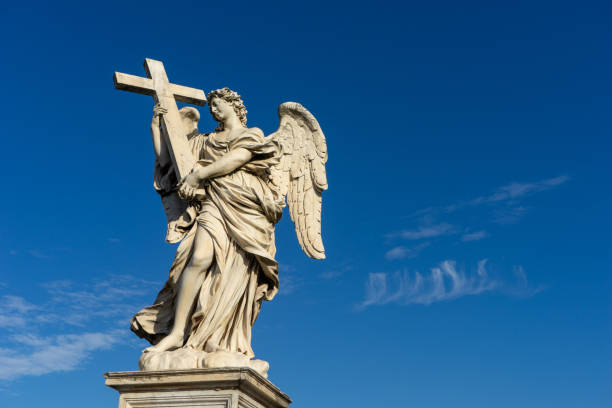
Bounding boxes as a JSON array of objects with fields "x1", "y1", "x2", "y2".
[
  {"x1": 0, "y1": 275, "x2": 160, "y2": 381},
  {"x1": 508, "y1": 265, "x2": 545, "y2": 297},
  {"x1": 470, "y1": 175, "x2": 569, "y2": 205},
  {"x1": 393, "y1": 175, "x2": 570, "y2": 249},
  {"x1": 461, "y1": 230, "x2": 489, "y2": 242},
  {"x1": 0, "y1": 331, "x2": 122, "y2": 380},
  {"x1": 385, "y1": 242, "x2": 431, "y2": 260},
  {"x1": 278, "y1": 264, "x2": 302, "y2": 295},
  {"x1": 492, "y1": 206, "x2": 529, "y2": 225},
  {"x1": 319, "y1": 263, "x2": 353, "y2": 280},
  {"x1": 411, "y1": 175, "x2": 570, "y2": 217},
  {"x1": 278, "y1": 274, "x2": 302, "y2": 295},
  {"x1": 360, "y1": 260, "x2": 540, "y2": 308},
  {"x1": 41, "y1": 277, "x2": 160, "y2": 327},
  {"x1": 26, "y1": 250, "x2": 50, "y2": 259},
  {"x1": 391, "y1": 223, "x2": 455, "y2": 240},
  {"x1": 0, "y1": 296, "x2": 38, "y2": 328}
]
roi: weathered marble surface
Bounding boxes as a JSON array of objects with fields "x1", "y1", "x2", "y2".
[
  {"x1": 139, "y1": 349, "x2": 269, "y2": 378},
  {"x1": 104, "y1": 368, "x2": 291, "y2": 408},
  {"x1": 113, "y1": 59, "x2": 329, "y2": 375}
]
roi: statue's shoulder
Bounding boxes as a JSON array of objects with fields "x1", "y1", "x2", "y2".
[
  {"x1": 243, "y1": 127, "x2": 264, "y2": 137},
  {"x1": 231, "y1": 127, "x2": 265, "y2": 143},
  {"x1": 228, "y1": 127, "x2": 269, "y2": 151}
]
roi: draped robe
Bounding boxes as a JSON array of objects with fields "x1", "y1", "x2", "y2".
[{"x1": 131, "y1": 127, "x2": 282, "y2": 359}]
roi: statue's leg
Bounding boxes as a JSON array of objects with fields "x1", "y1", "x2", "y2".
[{"x1": 145, "y1": 224, "x2": 214, "y2": 352}]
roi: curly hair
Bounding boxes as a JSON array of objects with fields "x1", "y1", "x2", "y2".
[{"x1": 207, "y1": 87, "x2": 247, "y2": 130}]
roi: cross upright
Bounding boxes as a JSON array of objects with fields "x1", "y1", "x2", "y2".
[{"x1": 114, "y1": 58, "x2": 206, "y2": 179}]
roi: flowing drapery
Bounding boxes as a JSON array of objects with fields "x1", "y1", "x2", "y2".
[{"x1": 131, "y1": 127, "x2": 282, "y2": 358}]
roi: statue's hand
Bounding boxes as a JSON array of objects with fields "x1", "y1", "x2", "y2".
[
  {"x1": 178, "y1": 166, "x2": 206, "y2": 201},
  {"x1": 151, "y1": 104, "x2": 168, "y2": 125},
  {"x1": 178, "y1": 182, "x2": 206, "y2": 202},
  {"x1": 178, "y1": 182, "x2": 198, "y2": 202},
  {"x1": 183, "y1": 167, "x2": 202, "y2": 188}
]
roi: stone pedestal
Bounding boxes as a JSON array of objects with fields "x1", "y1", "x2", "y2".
[{"x1": 104, "y1": 368, "x2": 291, "y2": 408}]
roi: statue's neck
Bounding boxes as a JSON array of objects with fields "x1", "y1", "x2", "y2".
[{"x1": 222, "y1": 116, "x2": 243, "y2": 132}]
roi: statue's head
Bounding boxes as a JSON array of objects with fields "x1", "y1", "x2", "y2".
[{"x1": 207, "y1": 87, "x2": 247, "y2": 129}]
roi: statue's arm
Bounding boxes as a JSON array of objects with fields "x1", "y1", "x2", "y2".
[
  {"x1": 178, "y1": 148, "x2": 253, "y2": 201},
  {"x1": 151, "y1": 107, "x2": 171, "y2": 168},
  {"x1": 194, "y1": 148, "x2": 253, "y2": 180}
]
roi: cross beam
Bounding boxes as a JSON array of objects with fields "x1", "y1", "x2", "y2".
[{"x1": 113, "y1": 58, "x2": 206, "y2": 179}]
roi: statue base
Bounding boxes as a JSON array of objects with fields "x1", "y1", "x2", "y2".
[
  {"x1": 104, "y1": 368, "x2": 291, "y2": 408},
  {"x1": 138, "y1": 349, "x2": 269, "y2": 378}
]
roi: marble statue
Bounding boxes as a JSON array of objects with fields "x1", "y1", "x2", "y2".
[{"x1": 113, "y1": 59, "x2": 328, "y2": 378}]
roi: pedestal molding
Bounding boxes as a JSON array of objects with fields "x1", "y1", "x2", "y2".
[{"x1": 104, "y1": 368, "x2": 291, "y2": 408}]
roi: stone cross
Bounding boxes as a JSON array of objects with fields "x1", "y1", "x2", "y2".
[{"x1": 114, "y1": 58, "x2": 206, "y2": 179}]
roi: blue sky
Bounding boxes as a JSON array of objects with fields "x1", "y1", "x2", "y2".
[{"x1": 0, "y1": 1, "x2": 610, "y2": 407}]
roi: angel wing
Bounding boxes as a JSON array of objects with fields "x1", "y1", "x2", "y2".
[
  {"x1": 153, "y1": 107, "x2": 202, "y2": 244},
  {"x1": 267, "y1": 102, "x2": 328, "y2": 259},
  {"x1": 160, "y1": 191, "x2": 195, "y2": 244}
]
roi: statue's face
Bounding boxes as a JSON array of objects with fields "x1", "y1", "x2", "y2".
[{"x1": 209, "y1": 97, "x2": 234, "y2": 123}]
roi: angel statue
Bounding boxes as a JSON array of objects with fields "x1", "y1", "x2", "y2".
[{"x1": 130, "y1": 88, "x2": 328, "y2": 377}]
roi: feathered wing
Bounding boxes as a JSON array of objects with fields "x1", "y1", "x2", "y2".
[
  {"x1": 267, "y1": 102, "x2": 328, "y2": 259},
  {"x1": 154, "y1": 123, "x2": 202, "y2": 244},
  {"x1": 160, "y1": 191, "x2": 195, "y2": 244}
]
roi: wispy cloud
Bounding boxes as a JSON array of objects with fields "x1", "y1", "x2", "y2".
[
  {"x1": 26, "y1": 250, "x2": 50, "y2": 259},
  {"x1": 319, "y1": 270, "x2": 343, "y2": 280},
  {"x1": 409, "y1": 175, "x2": 569, "y2": 220},
  {"x1": 1, "y1": 296, "x2": 38, "y2": 315},
  {"x1": 461, "y1": 230, "x2": 489, "y2": 242},
  {"x1": 468, "y1": 175, "x2": 569, "y2": 206},
  {"x1": 319, "y1": 262, "x2": 353, "y2": 280},
  {"x1": 278, "y1": 264, "x2": 302, "y2": 295},
  {"x1": 279, "y1": 276, "x2": 301, "y2": 295},
  {"x1": 0, "y1": 296, "x2": 38, "y2": 328},
  {"x1": 439, "y1": 175, "x2": 569, "y2": 215},
  {"x1": 492, "y1": 206, "x2": 529, "y2": 225},
  {"x1": 0, "y1": 275, "x2": 159, "y2": 381},
  {"x1": 359, "y1": 260, "x2": 540, "y2": 308},
  {"x1": 9, "y1": 247, "x2": 73, "y2": 259},
  {"x1": 393, "y1": 175, "x2": 570, "y2": 251},
  {"x1": 0, "y1": 331, "x2": 123, "y2": 380},
  {"x1": 40, "y1": 277, "x2": 159, "y2": 327},
  {"x1": 385, "y1": 242, "x2": 431, "y2": 260},
  {"x1": 391, "y1": 223, "x2": 455, "y2": 240},
  {"x1": 508, "y1": 265, "x2": 545, "y2": 297}
]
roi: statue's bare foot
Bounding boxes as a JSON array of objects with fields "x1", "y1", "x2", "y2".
[{"x1": 144, "y1": 332, "x2": 184, "y2": 353}]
